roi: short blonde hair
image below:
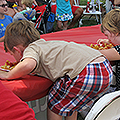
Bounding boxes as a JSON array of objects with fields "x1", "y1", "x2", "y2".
[
  {"x1": 101, "y1": 9, "x2": 120, "y2": 34},
  {"x1": 21, "y1": 0, "x2": 33, "y2": 8}
]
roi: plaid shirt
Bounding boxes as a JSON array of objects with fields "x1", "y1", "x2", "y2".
[
  {"x1": 114, "y1": 45, "x2": 120, "y2": 55},
  {"x1": 48, "y1": 59, "x2": 113, "y2": 116}
]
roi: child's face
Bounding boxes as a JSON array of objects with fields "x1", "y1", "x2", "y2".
[
  {"x1": 0, "y1": 0, "x2": 8, "y2": 14},
  {"x1": 103, "y1": 27, "x2": 118, "y2": 46}
]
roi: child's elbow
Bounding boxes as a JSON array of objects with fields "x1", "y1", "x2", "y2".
[{"x1": 23, "y1": 58, "x2": 37, "y2": 73}]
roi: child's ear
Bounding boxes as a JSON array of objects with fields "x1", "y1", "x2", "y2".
[
  {"x1": 13, "y1": 46, "x2": 22, "y2": 55},
  {"x1": 110, "y1": 32, "x2": 116, "y2": 37},
  {"x1": 116, "y1": 33, "x2": 119, "y2": 36}
]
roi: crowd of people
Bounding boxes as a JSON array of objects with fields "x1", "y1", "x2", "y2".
[
  {"x1": 0, "y1": 0, "x2": 83, "y2": 34},
  {"x1": 0, "y1": 0, "x2": 120, "y2": 120}
]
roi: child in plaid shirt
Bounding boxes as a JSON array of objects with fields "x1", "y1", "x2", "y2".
[{"x1": 0, "y1": 20, "x2": 113, "y2": 120}]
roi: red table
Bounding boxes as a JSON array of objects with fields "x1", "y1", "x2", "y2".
[
  {"x1": 0, "y1": 25, "x2": 107, "y2": 101},
  {"x1": 41, "y1": 25, "x2": 106, "y2": 45}
]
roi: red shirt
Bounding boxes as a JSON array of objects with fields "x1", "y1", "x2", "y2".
[{"x1": 0, "y1": 81, "x2": 36, "y2": 120}]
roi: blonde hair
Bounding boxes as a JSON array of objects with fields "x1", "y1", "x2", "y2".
[
  {"x1": 101, "y1": 9, "x2": 120, "y2": 34},
  {"x1": 21, "y1": 0, "x2": 33, "y2": 8},
  {"x1": 4, "y1": 20, "x2": 40, "y2": 52}
]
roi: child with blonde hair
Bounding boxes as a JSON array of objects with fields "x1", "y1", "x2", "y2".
[{"x1": 97, "y1": 9, "x2": 120, "y2": 91}]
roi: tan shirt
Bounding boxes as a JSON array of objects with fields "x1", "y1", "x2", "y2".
[{"x1": 22, "y1": 39, "x2": 103, "y2": 82}]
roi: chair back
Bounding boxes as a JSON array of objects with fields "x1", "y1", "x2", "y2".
[
  {"x1": 74, "y1": 0, "x2": 80, "y2": 5},
  {"x1": 85, "y1": 90, "x2": 120, "y2": 120}
]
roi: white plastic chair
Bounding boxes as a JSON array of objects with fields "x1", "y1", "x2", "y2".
[
  {"x1": 74, "y1": 0, "x2": 86, "y2": 9},
  {"x1": 73, "y1": 0, "x2": 86, "y2": 27},
  {"x1": 74, "y1": 0, "x2": 80, "y2": 5},
  {"x1": 79, "y1": 0, "x2": 102, "y2": 26},
  {"x1": 85, "y1": 90, "x2": 120, "y2": 120},
  {"x1": 105, "y1": 0, "x2": 113, "y2": 13}
]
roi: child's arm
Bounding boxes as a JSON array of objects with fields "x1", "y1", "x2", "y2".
[
  {"x1": 99, "y1": 48, "x2": 120, "y2": 61},
  {"x1": 0, "y1": 58, "x2": 37, "y2": 80},
  {"x1": 70, "y1": 0, "x2": 74, "y2": 7}
]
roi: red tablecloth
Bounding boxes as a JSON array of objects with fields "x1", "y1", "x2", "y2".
[
  {"x1": 41, "y1": 25, "x2": 107, "y2": 45},
  {"x1": 0, "y1": 25, "x2": 107, "y2": 101}
]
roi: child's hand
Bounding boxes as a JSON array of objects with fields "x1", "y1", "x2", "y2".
[
  {"x1": 97, "y1": 39, "x2": 110, "y2": 44},
  {"x1": 65, "y1": 0, "x2": 68, "y2": 2},
  {"x1": 0, "y1": 58, "x2": 37, "y2": 80}
]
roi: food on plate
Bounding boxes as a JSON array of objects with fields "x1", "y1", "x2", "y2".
[
  {"x1": 0, "y1": 60, "x2": 18, "y2": 71},
  {"x1": 89, "y1": 43, "x2": 113, "y2": 50}
]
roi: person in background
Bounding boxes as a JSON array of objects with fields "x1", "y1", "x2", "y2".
[
  {"x1": 20, "y1": 0, "x2": 33, "y2": 11},
  {"x1": 0, "y1": 0, "x2": 13, "y2": 42},
  {"x1": 6, "y1": 0, "x2": 38, "y2": 10},
  {"x1": 68, "y1": 0, "x2": 83, "y2": 28},
  {"x1": 0, "y1": 20, "x2": 112, "y2": 120},
  {"x1": 6, "y1": 0, "x2": 24, "y2": 15},
  {"x1": 13, "y1": 0, "x2": 36, "y2": 22},
  {"x1": 7, "y1": 0, "x2": 38, "y2": 6},
  {"x1": 106, "y1": 0, "x2": 113, "y2": 13},
  {"x1": 51, "y1": 0, "x2": 83, "y2": 29},
  {"x1": 6, "y1": 0, "x2": 22, "y2": 7},
  {"x1": 55, "y1": 0, "x2": 73, "y2": 30},
  {"x1": 114, "y1": 0, "x2": 120, "y2": 8}
]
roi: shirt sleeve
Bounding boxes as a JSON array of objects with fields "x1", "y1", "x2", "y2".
[
  {"x1": 114, "y1": 45, "x2": 120, "y2": 55},
  {"x1": 7, "y1": 15, "x2": 13, "y2": 22},
  {"x1": 0, "y1": 81, "x2": 36, "y2": 120}
]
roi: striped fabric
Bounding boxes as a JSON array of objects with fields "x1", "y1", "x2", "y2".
[
  {"x1": 114, "y1": 45, "x2": 120, "y2": 55},
  {"x1": 48, "y1": 59, "x2": 113, "y2": 116}
]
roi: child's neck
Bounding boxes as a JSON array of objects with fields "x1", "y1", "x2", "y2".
[{"x1": 0, "y1": 14, "x2": 5, "y2": 19}]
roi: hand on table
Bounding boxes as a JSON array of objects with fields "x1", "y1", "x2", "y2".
[{"x1": 97, "y1": 39, "x2": 110, "y2": 44}]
